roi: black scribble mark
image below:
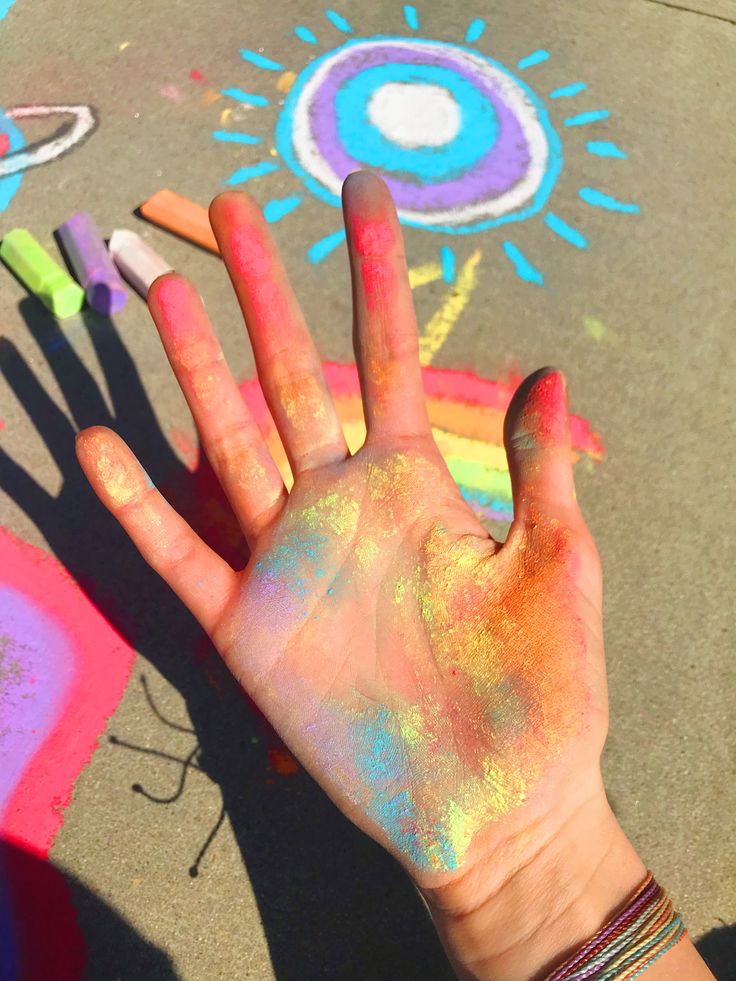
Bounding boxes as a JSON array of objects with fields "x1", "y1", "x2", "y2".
[
  {"x1": 108, "y1": 734, "x2": 204, "y2": 774},
  {"x1": 189, "y1": 802, "x2": 227, "y2": 878},
  {"x1": 140, "y1": 673, "x2": 195, "y2": 735},
  {"x1": 131, "y1": 745, "x2": 201, "y2": 804},
  {"x1": 640, "y1": 0, "x2": 736, "y2": 26},
  {"x1": 109, "y1": 673, "x2": 226, "y2": 877}
]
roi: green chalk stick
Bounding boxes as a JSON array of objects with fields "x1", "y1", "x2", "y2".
[{"x1": 0, "y1": 228, "x2": 85, "y2": 318}]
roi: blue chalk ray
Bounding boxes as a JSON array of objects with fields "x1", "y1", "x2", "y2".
[
  {"x1": 440, "y1": 245, "x2": 456, "y2": 284},
  {"x1": 502, "y1": 241, "x2": 544, "y2": 285},
  {"x1": 579, "y1": 187, "x2": 640, "y2": 214},
  {"x1": 587, "y1": 140, "x2": 628, "y2": 159},
  {"x1": 211, "y1": 130, "x2": 262, "y2": 145},
  {"x1": 308, "y1": 228, "x2": 346, "y2": 264},
  {"x1": 517, "y1": 49, "x2": 550, "y2": 70},
  {"x1": 224, "y1": 161, "x2": 279, "y2": 185},
  {"x1": 565, "y1": 109, "x2": 610, "y2": 127},
  {"x1": 325, "y1": 9, "x2": 352, "y2": 32},
  {"x1": 295, "y1": 25, "x2": 318, "y2": 44},
  {"x1": 404, "y1": 4, "x2": 419, "y2": 29},
  {"x1": 263, "y1": 195, "x2": 303, "y2": 222},
  {"x1": 240, "y1": 49, "x2": 285, "y2": 71},
  {"x1": 0, "y1": 110, "x2": 24, "y2": 212},
  {"x1": 465, "y1": 18, "x2": 485, "y2": 43},
  {"x1": 549, "y1": 82, "x2": 587, "y2": 99},
  {"x1": 220, "y1": 88, "x2": 269, "y2": 106},
  {"x1": 544, "y1": 213, "x2": 588, "y2": 249}
]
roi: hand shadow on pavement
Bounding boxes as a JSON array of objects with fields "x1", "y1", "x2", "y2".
[
  {"x1": 696, "y1": 924, "x2": 736, "y2": 981},
  {"x1": 0, "y1": 298, "x2": 454, "y2": 981},
  {"x1": 0, "y1": 839, "x2": 177, "y2": 981}
]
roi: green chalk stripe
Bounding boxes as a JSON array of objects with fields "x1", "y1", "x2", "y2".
[{"x1": 0, "y1": 228, "x2": 84, "y2": 318}]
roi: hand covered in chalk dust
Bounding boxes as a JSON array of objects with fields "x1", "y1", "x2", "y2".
[{"x1": 77, "y1": 173, "x2": 607, "y2": 895}]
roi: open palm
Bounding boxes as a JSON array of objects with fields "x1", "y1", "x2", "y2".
[{"x1": 78, "y1": 172, "x2": 607, "y2": 889}]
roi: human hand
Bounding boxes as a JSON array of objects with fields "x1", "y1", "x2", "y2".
[{"x1": 77, "y1": 172, "x2": 687, "y2": 979}]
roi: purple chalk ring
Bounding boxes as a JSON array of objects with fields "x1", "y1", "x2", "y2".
[
  {"x1": 305, "y1": 43, "x2": 531, "y2": 212},
  {"x1": 57, "y1": 211, "x2": 128, "y2": 315}
]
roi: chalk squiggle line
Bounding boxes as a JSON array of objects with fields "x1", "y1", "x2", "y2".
[{"x1": 0, "y1": 104, "x2": 98, "y2": 177}]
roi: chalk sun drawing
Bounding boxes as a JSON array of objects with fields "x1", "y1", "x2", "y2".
[{"x1": 213, "y1": 7, "x2": 640, "y2": 285}]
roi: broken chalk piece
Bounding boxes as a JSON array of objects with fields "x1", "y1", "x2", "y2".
[
  {"x1": 0, "y1": 228, "x2": 85, "y2": 318},
  {"x1": 57, "y1": 211, "x2": 129, "y2": 315},
  {"x1": 139, "y1": 188, "x2": 220, "y2": 254},
  {"x1": 109, "y1": 229, "x2": 173, "y2": 299}
]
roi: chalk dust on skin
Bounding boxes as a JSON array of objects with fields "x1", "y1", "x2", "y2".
[
  {"x1": 156, "y1": 359, "x2": 602, "y2": 874},
  {"x1": 225, "y1": 432, "x2": 590, "y2": 875},
  {"x1": 346, "y1": 515, "x2": 587, "y2": 873}
]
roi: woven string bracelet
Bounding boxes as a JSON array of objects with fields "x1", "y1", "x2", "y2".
[{"x1": 543, "y1": 872, "x2": 686, "y2": 981}]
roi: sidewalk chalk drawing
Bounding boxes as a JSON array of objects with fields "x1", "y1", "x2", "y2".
[
  {"x1": 213, "y1": 7, "x2": 640, "y2": 284},
  {"x1": 0, "y1": 528, "x2": 135, "y2": 980},
  {"x1": 242, "y1": 363, "x2": 604, "y2": 527},
  {"x1": 0, "y1": 105, "x2": 99, "y2": 213}
]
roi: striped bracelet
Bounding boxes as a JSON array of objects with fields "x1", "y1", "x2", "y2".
[{"x1": 543, "y1": 872, "x2": 686, "y2": 981}]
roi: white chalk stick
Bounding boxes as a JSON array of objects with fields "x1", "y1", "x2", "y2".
[{"x1": 109, "y1": 229, "x2": 172, "y2": 299}]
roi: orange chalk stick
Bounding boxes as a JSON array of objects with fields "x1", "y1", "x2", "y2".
[{"x1": 139, "y1": 189, "x2": 219, "y2": 254}]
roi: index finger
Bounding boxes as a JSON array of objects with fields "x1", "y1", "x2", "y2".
[{"x1": 209, "y1": 191, "x2": 349, "y2": 476}]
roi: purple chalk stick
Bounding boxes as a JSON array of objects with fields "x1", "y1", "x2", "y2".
[{"x1": 57, "y1": 211, "x2": 128, "y2": 315}]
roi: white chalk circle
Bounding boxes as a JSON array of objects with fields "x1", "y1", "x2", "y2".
[
  {"x1": 0, "y1": 104, "x2": 98, "y2": 178},
  {"x1": 367, "y1": 82, "x2": 461, "y2": 149}
]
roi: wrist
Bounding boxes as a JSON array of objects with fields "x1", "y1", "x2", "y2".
[{"x1": 417, "y1": 786, "x2": 646, "y2": 981}]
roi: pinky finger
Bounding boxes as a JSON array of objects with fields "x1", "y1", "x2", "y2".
[{"x1": 76, "y1": 426, "x2": 238, "y2": 635}]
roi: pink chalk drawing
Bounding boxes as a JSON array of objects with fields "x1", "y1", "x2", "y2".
[{"x1": 0, "y1": 527, "x2": 135, "y2": 980}]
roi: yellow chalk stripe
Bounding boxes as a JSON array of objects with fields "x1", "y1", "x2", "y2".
[
  {"x1": 277, "y1": 71, "x2": 297, "y2": 93},
  {"x1": 444, "y1": 457, "x2": 512, "y2": 498},
  {"x1": 408, "y1": 262, "x2": 443, "y2": 289},
  {"x1": 419, "y1": 250, "x2": 482, "y2": 366},
  {"x1": 340, "y1": 419, "x2": 366, "y2": 454},
  {"x1": 432, "y1": 428, "x2": 508, "y2": 472}
]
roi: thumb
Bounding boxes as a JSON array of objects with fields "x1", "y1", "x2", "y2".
[{"x1": 503, "y1": 367, "x2": 581, "y2": 528}]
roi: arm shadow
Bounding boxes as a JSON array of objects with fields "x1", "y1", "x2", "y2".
[
  {"x1": 0, "y1": 839, "x2": 178, "y2": 981},
  {"x1": 696, "y1": 924, "x2": 736, "y2": 981}
]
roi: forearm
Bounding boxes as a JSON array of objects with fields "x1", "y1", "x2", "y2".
[{"x1": 418, "y1": 793, "x2": 714, "y2": 981}]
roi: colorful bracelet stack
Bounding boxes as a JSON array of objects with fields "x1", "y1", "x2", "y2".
[{"x1": 544, "y1": 872, "x2": 686, "y2": 981}]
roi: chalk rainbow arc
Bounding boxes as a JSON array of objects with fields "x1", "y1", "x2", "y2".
[{"x1": 239, "y1": 362, "x2": 604, "y2": 527}]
